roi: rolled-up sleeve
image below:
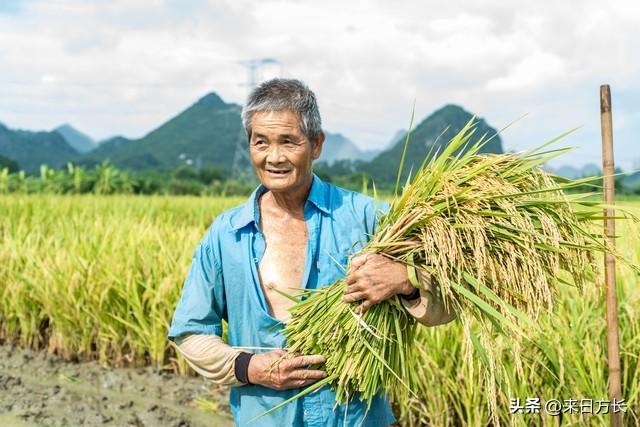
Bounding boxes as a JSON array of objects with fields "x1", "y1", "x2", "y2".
[
  {"x1": 401, "y1": 269, "x2": 456, "y2": 327},
  {"x1": 168, "y1": 226, "x2": 226, "y2": 340}
]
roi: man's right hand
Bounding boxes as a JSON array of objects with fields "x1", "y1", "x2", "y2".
[{"x1": 247, "y1": 350, "x2": 327, "y2": 390}]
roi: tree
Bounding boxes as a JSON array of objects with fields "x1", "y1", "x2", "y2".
[{"x1": 0, "y1": 154, "x2": 19, "y2": 173}]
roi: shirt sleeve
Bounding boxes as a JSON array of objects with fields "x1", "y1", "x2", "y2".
[
  {"x1": 168, "y1": 224, "x2": 226, "y2": 340},
  {"x1": 171, "y1": 334, "x2": 243, "y2": 386},
  {"x1": 400, "y1": 269, "x2": 456, "y2": 327}
]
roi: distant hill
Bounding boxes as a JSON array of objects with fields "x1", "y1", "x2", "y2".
[
  {"x1": 320, "y1": 132, "x2": 381, "y2": 164},
  {"x1": 3, "y1": 97, "x2": 508, "y2": 182},
  {"x1": 581, "y1": 163, "x2": 601, "y2": 177},
  {"x1": 83, "y1": 93, "x2": 248, "y2": 172},
  {"x1": 319, "y1": 129, "x2": 409, "y2": 165},
  {"x1": 361, "y1": 105, "x2": 503, "y2": 183},
  {"x1": 552, "y1": 165, "x2": 581, "y2": 180},
  {"x1": 319, "y1": 133, "x2": 361, "y2": 164},
  {"x1": 382, "y1": 129, "x2": 406, "y2": 151},
  {"x1": 622, "y1": 171, "x2": 640, "y2": 192},
  {"x1": 548, "y1": 164, "x2": 640, "y2": 193},
  {"x1": 78, "y1": 136, "x2": 134, "y2": 168},
  {"x1": 0, "y1": 122, "x2": 78, "y2": 173},
  {"x1": 54, "y1": 124, "x2": 96, "y2": 153},
  {"x1": 359, "y1": 149, "x2": 381, "y2": 162},
  {"x1": 549, "y1": 163, "x2": 602, "y2": 179}
]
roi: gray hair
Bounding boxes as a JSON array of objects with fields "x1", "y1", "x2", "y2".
[{"x1": 241, "y1": 78, "x2": 322, "y2": 142}]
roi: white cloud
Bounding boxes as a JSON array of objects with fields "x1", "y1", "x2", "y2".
[
  {"x1": 0, "y1": 0, "x2": 638, "y2": 168},
  {"x1": 485, "y1": 52, "x2": 566, "y2": 91}
]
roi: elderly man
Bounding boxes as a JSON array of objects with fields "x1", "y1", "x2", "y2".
[{"x1": 168, "y1": 78, "x2": 454, "y2": 426}]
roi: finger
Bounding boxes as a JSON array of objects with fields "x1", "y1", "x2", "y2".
[
  {"x1": 290, "y1": 369, "x2": 327, "y2": 380},
  {"x1": 357, "y1": 300, "x2": 373, "y2": 314},
  {"x1": 343, "y1": 280, "x2": 366, "y2": 294},
  {"x1": 344, "y1": 269, "x2": 361, "y2": 285},
  {"x1": 343, "y1": 291, "x2": 367, "y2": 303},
  {"x1": 350, "y1": 254, "x2": 368, "y2": 270},
  {"x1": 346, "y1": 276, "x2": 373, "y2": 292},
  {"x1": 286, "y1": 354, "x2": 326, "y2": 369}
]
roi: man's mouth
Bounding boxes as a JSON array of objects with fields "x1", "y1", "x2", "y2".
[{"x1": 266, "y1": 168, "x2": 291, "y2": 175}]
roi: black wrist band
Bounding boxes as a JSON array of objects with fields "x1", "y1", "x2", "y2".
[
  {"x1": 405, "y1": 287, "x2": 421, "y2": 301},
  {"x1": 235, "y1": 352, "x2": 254, "y2": 384}
]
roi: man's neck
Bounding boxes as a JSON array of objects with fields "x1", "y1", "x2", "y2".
[{"x1": 262, "y1": 174, "x2": 313, "y2": 217}]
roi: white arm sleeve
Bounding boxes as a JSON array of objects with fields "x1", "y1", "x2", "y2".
[{"x1": 171, "y1": 334, "x2": 243, "y2": 386}]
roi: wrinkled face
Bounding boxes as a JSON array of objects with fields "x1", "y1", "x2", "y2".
[{"x1": 249, "y1": 110, "x2": 323, "y2": 194}]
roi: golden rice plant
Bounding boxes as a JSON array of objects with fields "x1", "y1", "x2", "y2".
[
  {"x1": 398, "y1": 212, "x2": 640, "y2": 426},
  {"x1": 0, "y1": 195, "x2": 242, "y2": 371}
]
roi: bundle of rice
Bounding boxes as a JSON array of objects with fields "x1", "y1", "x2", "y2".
[{"x1": 261, "y1": 119, "x2": 632, "y2": 420}]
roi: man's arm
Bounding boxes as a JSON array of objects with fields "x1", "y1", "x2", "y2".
[
  {"x1": 168, "y1": 224, "x2": 251, "y2": 385},
  {"x1": 170, "y1": 334, "x2": 245, "y2": 386},
  {"x1": 172, "y1": 334, "x2": 327, "y2": 389}
]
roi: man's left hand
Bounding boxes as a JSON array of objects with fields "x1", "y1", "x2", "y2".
[{"x1": 343, "y1": 253, "x2": 415, "y2": 313}]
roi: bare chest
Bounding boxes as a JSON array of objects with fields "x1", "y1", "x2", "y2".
[{"x1": 258, "y1": 214, "x2": 308, "y2": 321}]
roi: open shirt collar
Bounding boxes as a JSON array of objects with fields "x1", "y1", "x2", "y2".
[{"x1": 230, "y1": 173, "x2": 330, "y2": 231}]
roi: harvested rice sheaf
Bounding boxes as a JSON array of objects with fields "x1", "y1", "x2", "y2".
[{"x1": 263, "y1": 119, "x2": 635, "y2": 421}]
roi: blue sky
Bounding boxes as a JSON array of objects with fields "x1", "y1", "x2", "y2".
[{"x1": 0, "y1": 0, "x2": 638, "y2": 170}]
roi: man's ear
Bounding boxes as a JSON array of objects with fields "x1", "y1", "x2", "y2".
[{"x1": 311, "y1": 131, "x2": 325, "y2": 160}]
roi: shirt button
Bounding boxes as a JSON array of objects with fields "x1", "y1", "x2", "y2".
[{"x1": 253, "y1": 257, "x2": 258, "y2": 263}]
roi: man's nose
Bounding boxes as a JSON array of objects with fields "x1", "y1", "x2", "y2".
[{"x1": 266, "y1": 145, "x2": 285, "y2": 163}]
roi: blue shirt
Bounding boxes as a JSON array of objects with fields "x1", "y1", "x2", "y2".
[{"x1": 168, "y1": 174, "x2": 395, "y2": 427}]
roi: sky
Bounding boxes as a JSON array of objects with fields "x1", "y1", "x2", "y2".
[{"x1": 0, "y1": 0, "x2": 638, "y2": 170}]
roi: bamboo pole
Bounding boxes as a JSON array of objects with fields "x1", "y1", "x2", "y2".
[{"x1": 600, "y1": 84, "x2": 622, "y2": 427}]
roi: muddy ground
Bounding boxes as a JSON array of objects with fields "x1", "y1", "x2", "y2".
[{"x1": 0, "y1": 344, "x2": 233, "y2": 427}]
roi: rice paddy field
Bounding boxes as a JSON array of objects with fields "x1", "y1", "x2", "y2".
[{"x1": 1, "y1": 194, "x2": 639, "y2": 426}]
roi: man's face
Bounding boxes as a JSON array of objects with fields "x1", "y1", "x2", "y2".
[{"x1": 249, "y1": 110, "x2": 323, "y2": 194}]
